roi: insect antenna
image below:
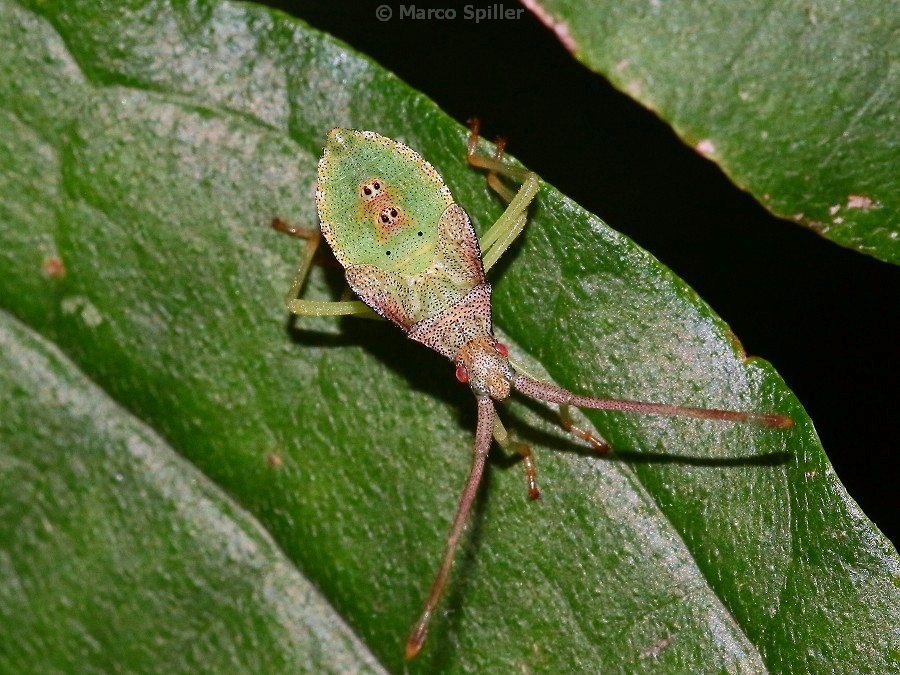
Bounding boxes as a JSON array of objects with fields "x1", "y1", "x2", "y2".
[
  {"x1": 405, "y1": 396, "x2": 496, "y2": 660},
  {"x1": 511, "y1": 374, "x2": 794, "y2": 428}
]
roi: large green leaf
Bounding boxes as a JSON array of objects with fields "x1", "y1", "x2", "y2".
[
  {"x1": 0, "y1": 313, "x2": 382, "y2": 673},
  {"x1": 521, "y1": 0, "x2": 900, "y2": 264},
  {"x1": 0, "y1": 1, "x2": 896, "y2": 672}
]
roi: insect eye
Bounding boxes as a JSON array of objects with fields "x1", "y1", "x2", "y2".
[
  {"x1": 493, "y1": 342, "x2": 509, "y2": 357},
  {"x1": 455, "y1": 365, "x2": 468, "y2": 384}
]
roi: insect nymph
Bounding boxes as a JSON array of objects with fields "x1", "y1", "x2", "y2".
[{"x1": 276, "y1": 122, "x2": 793, "y2": 659}]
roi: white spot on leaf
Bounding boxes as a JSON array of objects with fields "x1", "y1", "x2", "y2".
[
  {"x1": 61, "y1": 295, "x2": 103, "y2": 328},
  {"x1": 695, "y1": 139, "x2": 716, "y2": 157},
  {"x1": 847, "y1": 194, "x2": 877, "y2": 210}
]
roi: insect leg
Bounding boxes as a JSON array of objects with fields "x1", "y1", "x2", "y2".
[
  {"x1": 559, "y1": 404, "x2": 611, "y2": 454},
  {"x1": 492, "y1": 415, "x2": 541, "y2": 500},
  {"x1": 465, "y1": 120, "x2": 540, "y2": 273},
  {"x1": 272, "y1": 218, "x2": 377, "y2": 318},
  {"x1": 479, "y1": 135, "x2": 518, "y2": 203},
  {"x1": 405, "y1": 396, "x2": 496, "y2": 660},
  {"x1": 466, "y1": 118, "x2": 532, "y2": 182},
  {"x1": 506, "y1": 356, "x2": 611, "y2": 453}
]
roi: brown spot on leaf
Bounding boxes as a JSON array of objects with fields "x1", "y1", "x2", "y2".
[{"x1": 42, "y1": 256, "x2": 65, "y2": 279}]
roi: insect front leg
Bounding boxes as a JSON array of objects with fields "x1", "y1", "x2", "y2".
[
  {"x1": 492, "y1": 415, "x2": 541, "y2": 501},
  {"x1": 466, "y1": 119, "x2": 540, "y2": 273},
  {"x1": 272, "y1": 218, "x2": 378, "y2": 318}
]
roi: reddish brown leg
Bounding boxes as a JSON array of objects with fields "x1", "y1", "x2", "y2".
[
  {"x1": 405, "y1": 396, "x2": 496, "y2": 660},
  {"x1": 465, "y1": 119, "x2": 540, "y2": 272},
  {"x1": 466, "y1": 118, "x2": 531, "y2": 183},
  {"x1": 493, "y1": 415, "x2": 540, "y2": 500},
  {"x1": 519, "y1": 447, "x2": 540, "y2": 501},
  {"x1": 559, "y1": 404, "x2": 611, "y2": 454},
  {"x1": 271, "y1": 217, "x2": 319, "y2": 239}
]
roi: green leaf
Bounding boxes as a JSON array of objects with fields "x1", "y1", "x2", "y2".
[
  {"x1": 0, "y1": 1, "x2": 896, "y2": 673},
  {"x1": 521, "y1": 0, "x2": 900, "y2": 264},
  {"x1": 0, "y1": 313, "x2": 382, "y2": 673}
]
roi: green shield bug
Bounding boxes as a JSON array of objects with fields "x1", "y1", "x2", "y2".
[{"x1": 275, "y1": 121, "x2": 793, "y2": 660}]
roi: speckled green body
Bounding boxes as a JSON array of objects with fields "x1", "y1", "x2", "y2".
[
  {"x1": 316, "y1": 129, "x2": 493, "y2": 361},
  {"x1": 290, "y1": 126, "x2": 793, "y2": 660}
]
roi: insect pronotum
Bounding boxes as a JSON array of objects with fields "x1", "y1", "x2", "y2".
[{"x1": 275, "y1": 120, "x2": 793, "y2": 659}]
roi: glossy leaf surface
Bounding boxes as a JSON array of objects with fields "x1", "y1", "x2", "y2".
[
  {"x1": 523, "y1": 0, "x2": 900, "y2": 263},
  {"x1": 1, "y1": 1, "x2": 897, "y2": 672}
]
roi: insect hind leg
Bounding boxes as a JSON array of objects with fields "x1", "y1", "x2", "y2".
[
  {"x1": 466, "y1": 119, "x2": 540, "y2": 274},
  {"x1": 466, "y1": 118, "x2": 531, "y2": 184}
]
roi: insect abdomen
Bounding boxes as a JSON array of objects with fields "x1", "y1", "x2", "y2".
[{"x1": 316, "y1": 129, "x2": 453, "y2": 274}]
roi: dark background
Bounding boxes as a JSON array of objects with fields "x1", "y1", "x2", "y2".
[{"x1": 264, "y1": 1, "x2": 898, "y2": 547}]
